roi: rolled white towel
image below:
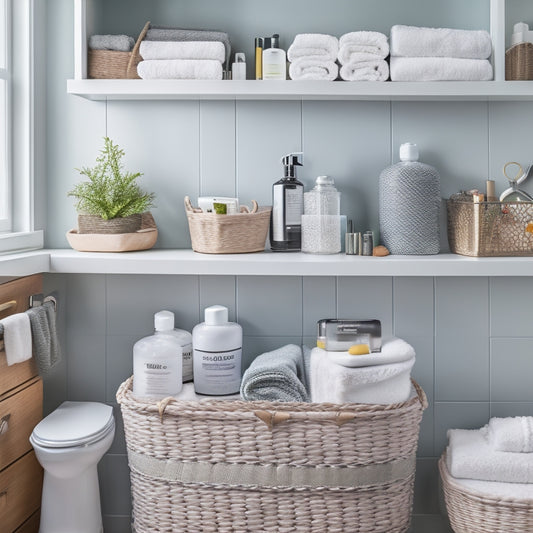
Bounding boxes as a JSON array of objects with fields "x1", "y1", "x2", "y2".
[
  {"x1": 340, "y1": 59, "x2": 389, "y2": 81},
  {"x1": 140, "y1": 40, "x2": 226, "y2": 63},
  {"x1": 390, "y1": 25, "x2": 492, "y2": 59},
  {"x1": 287, "y1": 33, "x2": 339, "y2": 62},
  {"x1": 390, "y1": 57, "x2": 493, "y2": 81},
  {"x1": 338, "y1": 31, "x2": 389, "y2": 64},
  {"x1": 446, "y1": 427, "x2": 533, "y2": 483},
  {"x1": 289, "y1": 58, "x2": 338, "y2": 81},
  {"x1": 487, "y1": 416, "x2": 533, "y2": 453},
  {"x1": 137, "y1": 59, "x2": 223, "y2": 80}
]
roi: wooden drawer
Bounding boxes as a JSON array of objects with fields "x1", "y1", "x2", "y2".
[
  {"x1": 0, "y1": 275, "x2": 42, "y2": 396},
  {"x1": 13, "y1": 511, "x2": 40, "y2": 533},
  {"x1": 0, "y1": 451, "x2": 42, "y2": 533},
  {"x1": 0, "y1": 377, "x2": 43, "y2": 472}
]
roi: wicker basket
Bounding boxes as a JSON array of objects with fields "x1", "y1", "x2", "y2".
[
  {"x1": 117, "y1": 376, "x2": 427, "y2": 533},
  {"x1": 506, "y1": 42, "x2": 533, "y2": 81},
  {"x1": 184, "y1": 196, "x2": 271, "y2": 254},
  {"x1": 447, "y1": 198, "x2": 533, "y2": 256},
  {"x1": 439, "y1": 454, "x2": 533, "y2": 533},
  {"x1": 88, "y1": 21, "x2": 150, "y2": 79}
]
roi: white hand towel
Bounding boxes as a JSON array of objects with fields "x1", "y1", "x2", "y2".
[
  {"x1": 340, "y1": 59, "x2": 389, "y2": 81},
  {"x1": 287, "y1": 34, "x2": 339, "y2": 62},
  {"x1": 450, "y1": 475, "x2": 533, "y2": 500},
  {"x1": 137, "y1": 59, "x2": 223, "y2": 80},
  {"x1": 487, "y1": 416, "x2": 533, "y2": 453},
  {"x1": 390, "y1": 57, "x2": 493, "y2": 81},
  {"x1": 446, "y1": 428, "x2": 533, "y2": 483},
  {"x1": 310, "y1": 346, "x2": 415, "y2": 404},
  {"x1": 289, "y1": 59, "x2": 338, "y2": 81},
  {"x1": 338, "y1": 31, "x2": 389, "y2": 63},
  {"x1": 1, "y1": 313, "x2": 32, "y2": 366},
  {"x1": 390, "y1": 25, "x2": 492, "y2": 59},
  {"x1": 140, "y1": 41, "x2": 226, "y2": 63}
]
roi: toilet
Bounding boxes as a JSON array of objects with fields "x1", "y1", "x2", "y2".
[{"x1": 30, "y1": 401, "x2": 115, "y2": 533}]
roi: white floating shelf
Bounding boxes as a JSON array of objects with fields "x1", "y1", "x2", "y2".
[{"x1": 67, "y1": 79, "x2": 533, "y2": 102}]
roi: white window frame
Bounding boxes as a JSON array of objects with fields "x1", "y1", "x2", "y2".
[{"x1": 0, "y1": 0, "x2": 11, "y2": 232}]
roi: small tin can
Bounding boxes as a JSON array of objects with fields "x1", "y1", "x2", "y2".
[{"x1": 362, "y1": 231, "x2": 373, "y2": 256}]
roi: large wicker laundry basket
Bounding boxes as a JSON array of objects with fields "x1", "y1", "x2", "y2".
[{"x1": 117, "y1": 376, "x2": 427, "y2": 533}]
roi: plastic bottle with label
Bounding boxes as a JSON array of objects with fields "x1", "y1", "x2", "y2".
[{"x1": 192, "y1": 305, "x2": 242, "y2": 395}]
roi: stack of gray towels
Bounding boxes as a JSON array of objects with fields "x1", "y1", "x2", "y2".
[
  {"x1": 389, "y1": 25, "x2": 493, "y2": 81},
  {"x1": 137, "y1": 25, "x2": 231, "y2": 80}
]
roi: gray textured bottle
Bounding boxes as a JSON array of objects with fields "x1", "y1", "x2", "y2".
[{"x1": 379, "y1": 143, "x2": 440, "y2": 255}]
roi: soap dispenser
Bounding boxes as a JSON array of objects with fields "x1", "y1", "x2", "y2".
[{"x1": 270, "y1": 152, "x2": 304, "y2": 251}]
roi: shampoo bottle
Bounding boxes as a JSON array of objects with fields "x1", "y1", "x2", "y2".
[
  {"x1": 270, "y1": 152, "x2": 304, "y2": 251},
  {"x1": 164, "y1": 310, "x2": 193, "y2": 382},
  {"x1": 192, "y1": 305, "x2": 242, "y2": 395},
  {"x1": 262, "y1": 34, "x2": 286, "y2": 80},
  {"x1": 133, "y1": 311, "x2": 183, "y2": 399}
]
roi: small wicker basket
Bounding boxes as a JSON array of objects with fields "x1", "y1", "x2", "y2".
[
  {"x1": 184, "y1": 196, "x2": 271, "y2": 254},
  {"x1": 506, "y1": 42, "x2": 533, "y2": 81},
  {"x1": 439, "y1": 454, "x2": 533, "y2": 533},
  {"x1": 88, "y1": 21, "x2": 150, "y2": 80},
  {"x1": 117, "y1": 376, "x2": 427, "y2": 533}
]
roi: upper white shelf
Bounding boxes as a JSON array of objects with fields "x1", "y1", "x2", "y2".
[{"x1": 66, "y1": 79, "x2": 533, "y2": 101}]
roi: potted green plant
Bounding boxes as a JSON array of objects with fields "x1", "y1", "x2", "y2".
[{"x1": 68, "y1": 136, "x2": 155, "y2": 235}]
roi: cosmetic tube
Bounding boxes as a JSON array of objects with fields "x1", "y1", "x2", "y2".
[{"x1": 255, "y1": 38, "x2": 263, "y2": 79}]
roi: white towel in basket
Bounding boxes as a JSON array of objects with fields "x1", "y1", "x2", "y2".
[{"x1": 487, "y1": 416, "x2": 533, "y2": 453}]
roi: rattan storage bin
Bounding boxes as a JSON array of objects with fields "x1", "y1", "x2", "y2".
[
  {"x1": 88, "y1": 22, "x2": 150, "y2": 79},
  {"x1": 439, "y1": 455, "x2": 533, "y2": 533},
  {"x1": 506, "y1": 42, "x2": 533, "y2": 80},
  {"x1": 117, "y1": 376, "x2": 427, "y2": 533},
  {"x1": 447, "y1": 198, "x2": 533, "y2": 256},
  {"x1": 184, "y1": 196, "x2": 271, "y2": 254}
]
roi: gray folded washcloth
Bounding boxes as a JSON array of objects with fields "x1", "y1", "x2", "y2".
[
  {"x1": 240, "y1": 344, "x2": 309, "y2": 402},
  {"x1": 146, "y1": 25, "x2": 231, "y2": 67},
  {"x1": 26, "y1": 300, "x2": 62, "y2": 375},
  {"x1": 89, "y1": 34, "x2": 135, "y2": 52}
]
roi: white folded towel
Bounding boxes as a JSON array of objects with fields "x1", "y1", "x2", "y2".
[
  {"x1": 338, "y1": 31, "x2": 389, "y2": 64},
  {"x1": 289, "y1": 59, "x2": 338, "y2": 81},
  {"x1": 1, "y1": 313, "x2": 32, "y2": 366},
  {"x1": 450, "y1": 475, "x2": 533, "y2": 500},
  {"x1": 174, "y1": 382, "x2": 241, "y2": 402},
  {"x1": 287, "y1": 34, "x2": 339, "y2": 62},
  {"x1": 310, "y1": 344, "x2": 415, "y2": 404},
  {"x1": 390, "y1": 25, "x2": 492, "y2": 59},
  {"x1": 340, "y1": 59, "x2": 389, "y2": 81},
  {"x1": 487, "y1": 416, "x2": 533, "y2": 453},
  {"x1": 137, "y1": 59, "x2": 223, "y2": 80},
  {"x1": 140, "y1": 41, "x2": 226, "y2": 63},
  {"x1": 446, "y1": 427, "x2": 533, "y2": 483},
  {"x1": 390, "y1": 57, "x2": 493, "y2": 81}
]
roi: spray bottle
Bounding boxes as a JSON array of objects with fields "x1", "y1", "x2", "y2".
[{"x1": 270, "y1": 152, "x2": 304, "y2": 251}]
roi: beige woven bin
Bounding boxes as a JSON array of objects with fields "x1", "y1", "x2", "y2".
[
  {"x1": 184, "y1": 196, "x2": 271, "y2": 254},
  {"x1": 439, "y1": 454, "x2": 533, "y2": 533},
  {"x1": 117, "y1": 376, "x2": 427, "y2": 533},
  {"x1": 88, "y1": 21, "x2": 150, "y2": 79},
  {"x1": 506, "y1": 42, "x2": 533, "y2": 81}
]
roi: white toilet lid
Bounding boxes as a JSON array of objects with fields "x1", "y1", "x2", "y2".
[{"x1": 32, "y1": 401, "x2": 114, "y2": 448}]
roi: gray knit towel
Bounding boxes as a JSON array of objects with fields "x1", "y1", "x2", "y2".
[
  {"x1": 26, "y1": 300, "x2": 61, "y2": 375},
  {"x1": 89, "y1": 34, "x2": 135, "y2": 52},
  {"x1": 146, "y1": 25, "x2": 231, "y2": 67},
  {"x1": 240, "y1": 344, "x2": 310, "y2": 403}
]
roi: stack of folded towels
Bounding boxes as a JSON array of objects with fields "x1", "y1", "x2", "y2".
[
  {"x1": 287, "y1": 34, "x2": 339, "y2": 81},
  {"x1": 337, "y1": 31, "x2": 390, "y2": 81},
  {"x1": 389, "y1": 25, "x2": 493, "y2": 81},
  {"x1": 445, "y1": 417, "x2": 533, "y2": 499},
  {"x1": 137, "y1": 25, "x2": 231, "y2": 80}
]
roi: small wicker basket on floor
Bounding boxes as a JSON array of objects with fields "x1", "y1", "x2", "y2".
[
  {"x1": 439, "y1": 454, "x2": 533, "y2": 533},
  {"x1": 506, "y1": 42, "x2": 533, "y2": 81},
  {"x1": 88, "y1": 21, "x2": 150, "y2": 79},
  {"x1": 117, "y1": 376, "x2": 427, "y2": 533},
  {"x1": 184, "y1": 196, "x2": 271, "y2": 254}
]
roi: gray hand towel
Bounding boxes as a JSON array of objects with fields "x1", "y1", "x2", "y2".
[
  {"x1": 240, "y1": 344, "x2": 309, "y2": 402},
  {"x1": 89, "y1": 34, "x2": 135, "y2": 52},
  {"x1": 26, "y1": 300, "x2": 61, "y2": 375}
]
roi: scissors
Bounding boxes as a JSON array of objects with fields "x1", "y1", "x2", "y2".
[{"x1": 500, "y1": 161, "x2": 533, "y2": 202}]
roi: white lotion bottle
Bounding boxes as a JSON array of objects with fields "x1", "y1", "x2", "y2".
[
  {"x1": 193, "y1": 305, "x2": 242, "y2": 395},
  {"x1": 163, "y1": 310, "x2": 193, "y2": 382},
  {"x1": 133, "y1": 311, "x2": 183, "y2": 399}
]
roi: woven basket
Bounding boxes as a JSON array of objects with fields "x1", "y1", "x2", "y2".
[
  {"x1": 439, "y1": 454, "x2": 533, "y2": 533},
  {"x1": 88, "y1": 21, "x2": 150, "y2": 79},
  {"x1": 117, "y1": 376, "x2": 427, "y2": 533},
  {"x1": 184, "y1": 196, "x2": 271, "y2": 254},
  {"x1": 506, "y1": 42, "x2": 533, "y2": 81},
  {"x1": 77, "y1": 212, "x2": 144, "y2": 234}
]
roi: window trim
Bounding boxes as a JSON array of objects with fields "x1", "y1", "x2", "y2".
[{"x1": 0, "y1": 0, "x2": 11, "y2": 232}]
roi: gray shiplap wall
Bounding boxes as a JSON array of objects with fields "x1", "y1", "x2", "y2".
[{"x1": 41, "y1": 1, "x2": 533, "y2": 531}]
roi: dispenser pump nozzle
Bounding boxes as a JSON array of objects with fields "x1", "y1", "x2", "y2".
[{"x1": 281, "y1": 152, "x2": 303, "y2": 178}]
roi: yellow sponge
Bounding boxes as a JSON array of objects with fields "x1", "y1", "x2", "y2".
[{"x1": 348, "y1": 344, "x2": 370, "y2": 356}]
